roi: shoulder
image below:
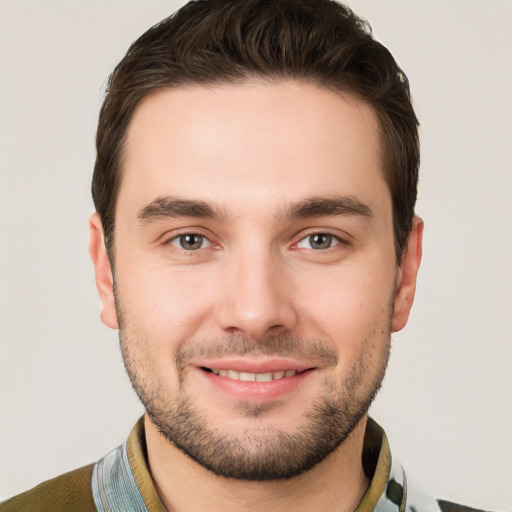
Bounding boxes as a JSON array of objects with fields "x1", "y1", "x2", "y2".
[{"x1": 0, "y1": 463, "x2": 95, "y2": 512}]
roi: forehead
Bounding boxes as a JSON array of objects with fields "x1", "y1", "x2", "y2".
[{"x1": 120, "y1": 80, "x2": 389, "y2": 217}]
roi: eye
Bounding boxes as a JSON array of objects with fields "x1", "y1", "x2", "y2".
[
  {"x1": 169, "y1": 233, "x2": 210, "y2": 251},
  {"x1": 297, "y1": 233, "x2": 340, "y2": 250}
]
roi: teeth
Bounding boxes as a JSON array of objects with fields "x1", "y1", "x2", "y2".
[
  {"x1": 227, "y1": 369, "x2": 239, "y2": 380},
  {"x1": 255, "y1": 372, "x2": 273, "y2": 382},
  {"x1": 239, "y1": 371, "x2": 253, "y2": 382},
  {"x1": 208, "y1": 368, "x2": 298, "y2": 381}
]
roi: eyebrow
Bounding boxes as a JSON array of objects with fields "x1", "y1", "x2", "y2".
[
  {"x1": 137, "y1": 196, "x2": 226, "y2": 222},
  {"x1": 137, "y1": 194, "x2": 372, "y2": 223},
  {"x1": 275, "y1": 195, "x2": 373, "y2": 222}
]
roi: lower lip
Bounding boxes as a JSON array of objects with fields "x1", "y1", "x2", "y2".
[{"x1": 197, "y1": 368, "x2": 314, "y2": 402}]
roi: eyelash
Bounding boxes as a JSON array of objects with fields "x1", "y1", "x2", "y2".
[
  {"x1": 295, "y1": 232, "x2": 342, "y2": 251},
  {"x1": 164, "y1": 230, "x2": 347, "y2": 253},
  {"x1": 166, "y1": 232, "x2": 213, "y2": 252}
]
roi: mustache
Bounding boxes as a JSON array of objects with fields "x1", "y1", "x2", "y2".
[{"x1": 175, "y1": 334, "x2": 338, "y2": 371}]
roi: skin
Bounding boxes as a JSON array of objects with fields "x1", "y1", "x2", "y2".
[{"x1": 90, "y1": 80, "x2": 423, "y2": 512}]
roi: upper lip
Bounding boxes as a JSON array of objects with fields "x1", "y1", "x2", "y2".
[{"x1": 194, "y1": 358, "x2": 315, "y2": 374}]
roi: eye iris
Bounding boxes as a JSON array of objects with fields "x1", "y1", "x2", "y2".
[
  {"x1": 310, "y1": 233, "x2": 332, "y2": 249},
  {"x1": 180, "y1": 234, "x2": 203, "y2": 250}
]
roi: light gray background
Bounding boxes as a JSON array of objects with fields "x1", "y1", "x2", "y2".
[{"x1": 1, "y1": 1, "x2": 510, "y2": 509}]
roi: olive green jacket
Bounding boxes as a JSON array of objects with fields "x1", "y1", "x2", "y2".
[{"x1": 0, "y1": 418, "x2": 493, "y2": 512}]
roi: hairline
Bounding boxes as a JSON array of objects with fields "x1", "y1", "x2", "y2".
[{"x1": 104, "y1": 75, "x2": 402, "y2": 265}]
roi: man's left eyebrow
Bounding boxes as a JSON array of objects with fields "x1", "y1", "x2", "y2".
[
  {"x1": 137, "y1": 196, "x2": 226, "y2": 222},
  {"x1": 275, "y1": 195, "x2": 373, "y2": 222}
]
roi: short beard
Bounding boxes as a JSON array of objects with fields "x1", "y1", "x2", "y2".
[{"x1": 119, "y1": 325, "x2": 390, "y2": 481}]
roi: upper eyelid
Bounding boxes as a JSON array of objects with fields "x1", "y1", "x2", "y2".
[
  {"x1": 294, "y1": 233, "x2": 343, "y2": 250},
  {"x1": 162, "y1": 227, "x2": 216, "y2": 243},
  {"x1": 292, "y1": 228, "x2": 350, "y2": 245},
  {"x1": 168, "y1": 233, "x2": 212, "y2": 251},
  {"x1": 159, "y1": 227, "x2": 350, "y2": 249}
]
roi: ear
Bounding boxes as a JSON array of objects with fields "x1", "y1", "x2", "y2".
[
  {"x1": 89, "y1": 213, "x2": 119, "y2": 329},
  {"x1": 392, "y1": 216, "x2": 423, "y2": 332}
]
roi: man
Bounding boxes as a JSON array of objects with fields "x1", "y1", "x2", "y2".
[{"x1": 0, "y1": 1, "x2": 494, "y2": 511}]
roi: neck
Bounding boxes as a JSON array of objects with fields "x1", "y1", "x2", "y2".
[{"x1": 145, "y1": 415, "x2": 369, "y2": 512}]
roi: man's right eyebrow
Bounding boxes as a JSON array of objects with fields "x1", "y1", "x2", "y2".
[{"x1": 137, "y1": 196, "x2": 226, "y2": 222}]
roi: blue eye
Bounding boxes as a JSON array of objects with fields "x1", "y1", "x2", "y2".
[
  {"x1": 297, "y1": 233, "x2": 340, "y2": 250},
  {"x1": 169, "y1": 234, "x2": 210, "y2": 251}
]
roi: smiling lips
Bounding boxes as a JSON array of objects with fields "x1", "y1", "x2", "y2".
[
  {"x1": 202, "y1": 367, "x2": 303, "y2": 382},
  {"x1": 196, "y1": 360, "x2": 316, "y2": 401}
]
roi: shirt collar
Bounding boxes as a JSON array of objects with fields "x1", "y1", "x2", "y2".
[{"x1": 92, "y1": 416, "x2": 409, "y2": 512}]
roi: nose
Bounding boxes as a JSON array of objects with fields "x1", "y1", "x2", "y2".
[{"x1": 216, "y1": 249, "x2": 299, "y2": 340}]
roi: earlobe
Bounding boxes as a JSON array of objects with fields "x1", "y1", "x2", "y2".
[
  {"x1": 392, "y1": 216, "x2": 424, "y2": 332},
  {"x1": 89, "y1": 213, "x2": 119, "y2": 330}
]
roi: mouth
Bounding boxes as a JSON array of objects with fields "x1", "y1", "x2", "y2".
[
  {"x1": 200, "y1": 367, "x2": 306, "y2": 382},
  {"x1": 195, "y1": 362, "x2": 316, "y2": 402}
]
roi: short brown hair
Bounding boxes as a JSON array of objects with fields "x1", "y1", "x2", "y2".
[{"x1": 92, "y1": 0, "x2": 419, "y2": 262}]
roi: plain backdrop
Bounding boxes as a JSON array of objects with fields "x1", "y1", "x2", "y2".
[{"x1": 0, "y1": 1, "x2": 510, "y2": 509}]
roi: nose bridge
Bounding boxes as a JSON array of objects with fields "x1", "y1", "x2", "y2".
[{"x1": 216, "y1": 241, "x2": 298, "y2": 340}]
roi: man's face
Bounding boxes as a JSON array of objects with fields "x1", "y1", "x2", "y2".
[{"x1": 91, "y1": 80, "x2": 421, "y2": 480}]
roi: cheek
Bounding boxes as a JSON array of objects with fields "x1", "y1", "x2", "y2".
[
  {"x1": 115, "y1": 263, "x2": 219, "y2": 342},
  {"x1": 296, "y1": 262, "x2": 395, "y2": 348},
  {"x1": 116, "y1": 267, "x2": 220, "y2": 394}
]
